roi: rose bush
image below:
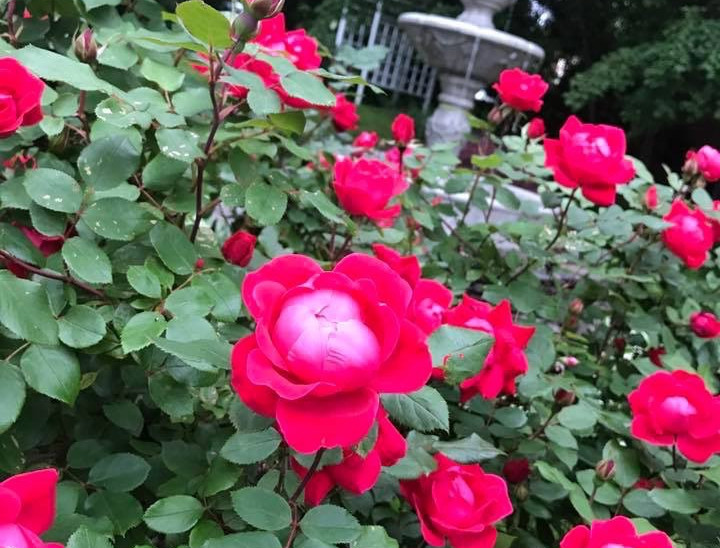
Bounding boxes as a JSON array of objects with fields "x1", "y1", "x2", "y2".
[{"x1": 1, "y1": 4, "x2": 720, "y2": 548}]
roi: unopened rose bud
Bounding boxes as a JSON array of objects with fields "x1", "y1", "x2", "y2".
[
  {"x1": 487, "y1": 105, "x2": 509, "y2": 126},
  {"x1": 561, "y1": 356, "x2": 579, "y2": 368},
  {"x1": 554, "y1": 388, "x2": 576, "y2": 407},
  {"x1": 514, "y1": 483, "x2": 529, "y2": 502},
  {"x1": 569, "y1": 298, "x2": 584, "y2": 316},
  {"x1": 195, "y1": 258, "x2": 205, "y2": 270},
  {"x1": 74, "y1": 28, "x2": 97, "y2": 64},
  {"x1": 249, "y1": 0, "x2": 285, "y2": 19},
  {"x1": 614, "y1": 337, "x2": 626, "y2": 353},
  {"x1": 683, "y1": 150, "x2": 699, "y2": 178},
  {"x1": 232, "y1": 11, "x2": 259, "y2": 42},
  {"x1": 595, "y1": 459, "x2": 615, "y2": 481}
]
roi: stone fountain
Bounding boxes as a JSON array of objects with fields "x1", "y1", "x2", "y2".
[{"x1": 399, "y1": 0, "x2": 545, "y2": 145}]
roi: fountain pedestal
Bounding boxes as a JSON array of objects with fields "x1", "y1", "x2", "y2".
[{"x1": 399, "y1": 0, "x2": 545, "y2": 146}]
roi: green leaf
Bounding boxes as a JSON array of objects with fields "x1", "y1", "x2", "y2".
[
  {"x1": 0, "y1": 223, "x2": 43, "y2": 264},
  {"x1": 144, "y1": 495, "x2": 204, "y2": 533},
  {"x1": 648, "y1": 488, "x2": 701, "y2": 514},
  {"x1": 82, "y1": 0, "x2": 121, "y2": 10},
  {"x1": 156, "y1": 128, "x2": 204, "y2": 163},
  {"x1": 0, "y1": 272, "x2": 58, "y2": 345},
  {"x1": 280, "y1": 72, "x2": 336, "y2": 107},
  {"x1": 623, "y1": 489, "x2": 666, "y2": 518},
  {"x1": 381, "y1": 386, "x2": 449, "y2": 433},
  {"x1": 269, "y1": 111, "x2": 306, "y2": 135},
  {"x1": 557, "y1": 402, "x2": 598, "y2": 431},
  {"x1": 245, "y1": 183, "x2": 288, "y2": 226},
  {"x1": 428, "y1": 325, "x2": 491, "y2": 366},
  {"x1": 193, "y1": 272, "x2": 241, "y2": 321},
  {"x1": 82, "y1": 198, "x2": 155, "y2": 241},
  {"x1": 20, "y1": 345, "x2": 80, "y2": 405},
  {"x1": 0, "y1": 365, "x2": 26, "y2": 434},
  {"x1": 24, "y1": 168, "x2": 83, "y2": 213},
  {"x1": 98, "y1": 43, "x2": 139, "y2": 70},
  {"x1": 88, "y1": 453, "x2": 151, "y2": 492},
  {"x1": 351, "y1": 526, "x2": 399, "y2": 548},
  {"x1": 149, "y1": 373, "x2": 194, "y2": 419},
  {"x1": 121, "y1": 312, "x2": 168, "y2": 353},
  {"x1": 692, "y1": 187, "x2": 713, "y2": 210},
  {"x1": 154, "y1": 338, "x2": 230, "y2": 371},
  {"x1": 228, "y1": 399, "x2": 274, "y2": 433},
  {"x1": 58, "y1": 305, "x2": 107, "y2": 349},
  {"x1": 569, "y1": 485, "x2": 594, "y2": 522},
  {"x1": 143, "y1": 154, "x2": 189, "y2": 190},
  {"x1": 189, "y1": 520, "x2": 224, "y2": 548},
  {"x1": 103, "y1": 400, "x2": 144, "y2": 436},
  {"x1": 77, "y1": 136, "x2": 140, "y2": 191},
  {"x1": 231, "y1": 487, "x2": 292, "y2": 531},
  {"x1": 545, "y1": 425, "x2": 578, "y2": 449},
  {"x1": 162, "y1": 440, "x2": 207, "y2": 477},
  {"x1": 175, "y1": 0, "x2": 233, "y2": 48},
  {"x1": 249, "y1": 87, "x2": 282, "y2": 116},
  {"x1": 444, "y1": 333, "x2": 494, "y2": 386},
  {"x1": 150, "y1": 222, "x2": 197, "y2": 275},
  {"x1": 140, "y1": 57, "x2": 186, "y2": 92},
  {"x1": 66, "y1": 526, "x2": 112, "y2": 548},
  {"x1": 299, "y1": 190, "x2": 348, "y2": 225},
  {"x1": 205, "y1": 533, "x2": 281, "y2": 548},
  {"x1": 85, "y1": 491, "x2": 144, "y2": 535},
  {"x1": 127, "y1": 266, "x2": 162, "y2": 298},
  {"x1": 472, "y1": 154, "x2": 503, "y2": 169},
  {"x1": 603, "y1": 441, "x2": 640, "y2": 488},
  {"x1": 61, "y1": 237, "x2": 113, "y2": 285},
  {"x1": 300, "y1": 505, "x2": 362, "y2": 544},
  {"x1": 29, "y1": 203, "x2": 66, "y2": 236},
  {"x1": 165, "y1": 287, "x2": 213, "y2": 317},
  {"x1": 433, "y1": 434, "x2": 503, "y2": 463},
  {"x1": 229, "y1": 149, "x2": 259, "y2": 186},
  {"x1": 220, "y1": 428, "x2": 282, "y2": 465}
]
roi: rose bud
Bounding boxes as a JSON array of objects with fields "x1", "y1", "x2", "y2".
[
  {"x1": 514, "y1": 483, "x2": 530, "y2": 502},
  {"x1": 569, "y1": 298, "x2": 584, "y2": 315},
  {"x1": 683, "y1": 150, "x2": 699, "y2": 177},
  {"x1": 554, "y1": 388, "x2": 577, "y2": 407},
  {"x1": 527, "y1": 117, "x2": 546, "y2": 139},
  {"x1": 74, "y1": 28, "x2": 97, "y2": 64},
  {"x1": 503, "y1": 458, "x2": 530, "y2": 484},
  {"x1": 696, "y1": 145, "x2": 720, "y2": 183},
  {"x1": 690, "y1": 311, "x2": 720, "y2": 339},
  {"x1": 647, "y1": 346, "x2": 666, "y2": 367},
  {"x1": 487, "y1": 105, "x2": 508, "y2": 126},
  {"x1": 353, "y1": 131, "x2": 379, "y2": 150},
  {"x1": 221, "y1": 230, "x2": 257, "y2": 267},
  {"x1": 194, "y1": 258, "x2": 205, "y2": 270},
  {"x1": 614, "y1": 337, "x2": 626, "y2": 353},
  {"x1": 391, "y1": 113, "x2": 415, "y2": 147},
  {"x1": 644, "y1": 185, "x2": 658, "y2": 210},
  {"x1": 249, "y1": 0, "x2": 285, "y2": 19},
  {"x1": 232, "y1": 11, "x2": 260, "y2": 41},
  {"x1": 561, "y1": 356, "x2": 579, "y2": 368},
  {"x1": 595, "y1": 459, "x2": 616, "y2": 481}
]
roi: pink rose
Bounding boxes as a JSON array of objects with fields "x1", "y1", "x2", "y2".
[
  {"x1": 0, "y1": 58, "x2": 44, "y2": 138},
  {"x1": 662, "y1": 199, "x2": 714, "y2": 269},
  {"x1": 401, "y1": 454, "x2": 513, "y2": 548},
  {"x1": 444, "y1": 296, "x2": 535, "y2": 400},
  {"x1": 629, "y1": 370, "x2": 720, "y2": 463},
  {"x1": 544, "y1": 116, "x2": 636, "y2": 206},
  {"x1": 690, "y1": 311, "x2": 720, "y2": 339},
  {"x1": 492, "y1": 68, "x2": 548, "y2": 112},
  {"x1": 330, "y1": 94, "x2": 359, "y2": 132},
  {"x1": 231, "y1": 253, "x2": 432, "y2": 453},
  {"x1": 333, "y1": 158, "x2": 408, "y2": 226},
  {"x1": 391, "y1": 114, "x2": 415, "y2": 147},
  {"x1": 527, "y1": 117, "x2": 545, "y2": 139},
  {"x1": 353, "y1": 131, "x2": 379, "y2": 150},
  {"x1": 0, "y1": 469, "x2": 63, "y2": 548},
  {"x1": 561, "y1": 518, "x2": 672, "y2": 548},
  {"x1": 696, "y1": 145, "x2": 720, "y2": 182}
]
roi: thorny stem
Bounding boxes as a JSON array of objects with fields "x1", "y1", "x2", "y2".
[
  {"x1": 529, "y1": 411, "x2": 557, "y2": 440},
  {"x1": 460, "y1": 172, "x2": 482, "y2": 226},
  {"x1": 284, "y1": 449, "x2": 326, "y2": 548},
  {"x1": 5, "y1": 0, "x2": 16, "y2": 45},
  {"x1": 484, "y1": 184, "x2": 497, "y2": 224},
  {"x1": 0, "y1": 250, "x2": 107, "y2": 299}
]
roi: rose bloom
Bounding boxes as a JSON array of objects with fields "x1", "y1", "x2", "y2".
[
  {"x1": 391, "y1": 113, "x2": 415, "y2": 146},
  {"x1": 0, "y1": 58, "x2": 44, "y2": 138},
  {"x1": 5, "y1": 227, "x2": 66, "y2": 279},
  {"x1": 690, "y1": 311, "x2": 720, "y2": 339},
  {"x1": 561, "y1": 517, "x2": 672, "y2": 548},
  {"x1": 696, "y1": 145, "x2": 720, "y2": 182},
  {"x1": 662, "y1": 199, "x2": 714, "y2": 270},
  {"x1": 221, "y1": 230, "x2": 257, "y2": 268},
  {"x1": 333, "y1": 157, "x2": 408, "y2": 226},
  {"x1": 629, "y1": 370, "x2": 720, "y2": 463},
  {"x1": 502, "y1": 458, "x2": 530, "y2": 484},
  {"x1": 330, "y1": 94, "x2": 359, "y2": 132},
  {"x1": 544, "y1": 116, "x2": 636, "y2": 206},
  {"x1": 710, "y1": 201, "x2": 720, "y2": 243},
  {"x1": 231, "y1": 253, "x2": 432, "y2": 453},
  {"x1": 353, "y1": 131, "x2": 379, "y2": 150},
  {"x1": 291, "y1": 407, "x2": 406, "y2": 506},
  {"x1": 0, "y1": 469, "x2": 62, "y2": 548},
  {"x1": 252, "y1": 14, "x2": 321, "y2": 71},
  {"x1": 401, "y1": 454, "x2": 513, "y2": 548},
  {"x1": 444, "y1": 296, "x2": 535, "y2": 400},
  {"x1": 492, "y1": 68, "x2": 548, "y2": 112},
  {"x1": 371, "y1": 244, "x2": 421, "y2": 288},
  {"x1": 527, "y1": 117, "x2": 545, "y2": 139},
  {"x1": 644, "y1": 184, "x2": 658, "y2": 210}
]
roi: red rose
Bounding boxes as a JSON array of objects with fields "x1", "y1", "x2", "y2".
[
  {"x1": 647, "y1": 346, "x2": 666, "y2": 367},
  {"x1": 371, "y1": 244, "x2": 421, "y2": 287},
  {"x1": 291, "y1": 407, "x2": 406, "y2": 505},
  {"x1": 629, "y1": 370, "x2": 720, "y2": 463},
  {"x1": 333, "y1": 158, "x2": 408, "y2": 226},
  {"x1": 400, "y1": 454, "x2": 513, "y2": 548},
  {"x1": 221, "y1": 230, "x2": 257, "y2": 267},
  {"x1": 330, "y1": 94, "x2": 359, "y2": 132},
  {"x1": 527, "y1": 117, "x2": 545, "y2": 139},
  {"x1": 391, "y1": 113, "x2": 415, "y2": 147},
  {"x1": 711, "y1": 201, "x2": 720, "y2": 243},
  {"x1": 662, "y1": 199, "x2": 714, "y2": 270},
  {"x1": 633, "y1": 477, "x2": 664, "y2": 490},
  {"x1": 353, "y1": 131, "x2": 379, "y2": 150},
  {"x1": 4, "y1": 227, "x2": 66, "y2": 278},
  {"x1": 444, "y1": 296, "x2": 535, "y2": 400},
  {"x1": 231, "y1": 253, "x2": 432, "y2": 453},
  {"x1": 492, "y1": 68, "x2": 548, "y2": 112},
  {"x1": 690, "y1": 311, "x2": 720, "y2": 339},
  {"x1": 502, "y1": 458, "x2": 530, "y2": 484},
  {"x1": 408, "y1": 279, "x2": 453, "y2": 335},
  {"x1": 561, "y1": 518, "x2": 672, "y2": 548},
  {"x1": 253, "y1": 14, "x2": 321, "y2": 71},
  {"x1": 544, "y1": 116, "x2": 636, "y2": 206},
  {"x1": 644, "y1": 185, "x2": 658, "y2": 210},
  {"x1": 696, "y1": 145, "x2": 720, "y2": 182},
  {"x1": 0, "y1": 469, "x2": 62, "y2": 548},
  {"x1": 0, "y1": 58, "x2": 44, "y2": 138}
]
